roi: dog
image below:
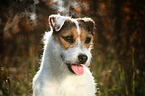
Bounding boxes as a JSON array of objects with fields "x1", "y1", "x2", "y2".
[{"x1": 33, "y1": 14, "x2": 96, "y2": 96}]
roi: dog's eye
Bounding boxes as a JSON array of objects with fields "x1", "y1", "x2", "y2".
[
  {"x1": 85, "y1": 37, "x2": 91, "y2": 44},
  {"x1": 61, "y1": 35, "x2": 74, "y2": 43}
]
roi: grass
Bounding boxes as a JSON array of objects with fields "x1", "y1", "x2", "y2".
[
  {"x1": 1, "y1": 45, "x2": 40, "y2": 96},
  {"x1": 0, "y1": 46, "x2": 141, "y2": 96},
  {"x1": 90, "y1": 49, "x2": 129, "y2": 96}
]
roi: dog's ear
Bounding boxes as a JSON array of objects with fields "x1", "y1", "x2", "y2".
[
  {"x1": 78, "y1": 18, "x2": 96, "y2": 36},
  {"x1": 49, "y1": 14, "x2": 66, "y2": 34}
]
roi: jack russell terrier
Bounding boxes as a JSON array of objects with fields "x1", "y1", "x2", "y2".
[{"x1": 33, "y1": 14, "x2": 97, "y2": 96}]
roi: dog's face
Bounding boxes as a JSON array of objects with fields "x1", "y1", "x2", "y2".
[{"x1": 49, "y1": 14, "x2": 95, "y2": 75}]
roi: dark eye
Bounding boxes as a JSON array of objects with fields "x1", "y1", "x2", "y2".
[
  {"x1": 85, "y1": 37, "x2": 91, "y2": 44},
  {"x1": 61, "y1": 35, "x2": 74, "y2": 43}
]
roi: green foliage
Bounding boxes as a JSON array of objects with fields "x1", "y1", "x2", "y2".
[{"x1": 1, "y1": 56, "x2": 39, "y2": 96}]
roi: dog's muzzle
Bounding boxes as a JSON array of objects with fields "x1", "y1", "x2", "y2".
[{"x1": 60, "y1": 54, "x2": 88, "y2": 75}]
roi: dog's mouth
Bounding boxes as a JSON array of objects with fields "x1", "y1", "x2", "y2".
[
  {"x1": 66, "y1": 63, "x2": 84, "y2": 75},
  {"x1": 61, "y1": 55, "x2": 84, "y2": 75}
]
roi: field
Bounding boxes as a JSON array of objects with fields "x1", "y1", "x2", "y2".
[{"x1": 0, "y1": 0, "x2": 145, "y2": 96}]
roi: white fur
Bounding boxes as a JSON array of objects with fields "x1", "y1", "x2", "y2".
[{"x1": 33, "y1": 15, "x2": 96, "y2": 96}]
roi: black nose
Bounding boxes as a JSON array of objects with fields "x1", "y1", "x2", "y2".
[{"x1": 78, "y1": 54, "x2": 88, "y2": 64}]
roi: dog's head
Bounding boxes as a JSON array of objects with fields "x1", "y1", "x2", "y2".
[{"x1": 49, "y1": 14, "x2": 95, "y2": 75}]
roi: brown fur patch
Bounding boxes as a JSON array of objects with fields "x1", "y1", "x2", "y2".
[
  {"x1": 55, "y1": 27, "x2": 79, "y2": 50},
  {"x1": 53, "y1": 20, "x2": 94, "y2": 50},
  {"x1": 80, "y1": 28, "x2": 93, "y2": 49}
]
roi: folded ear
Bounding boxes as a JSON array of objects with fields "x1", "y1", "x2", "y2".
[
  {"x1": 49, "y1": 14, "x2": 66, "y2": 34},
  {"x1": 78, "y1": 18, "x2": 96, "y2": 35}
]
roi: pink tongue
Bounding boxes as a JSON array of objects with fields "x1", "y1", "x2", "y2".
[{"x1": 71, "y1": 65, "x2": 84, "y2": 75}]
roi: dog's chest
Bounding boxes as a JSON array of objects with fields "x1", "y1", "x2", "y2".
[{"x1": 44, "y1": 74, "x2": 94, "y2": 96}]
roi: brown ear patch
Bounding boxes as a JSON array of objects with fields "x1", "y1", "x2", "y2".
[{"x1": 77, "y1": 19, "x2": 95, "y2": 36}]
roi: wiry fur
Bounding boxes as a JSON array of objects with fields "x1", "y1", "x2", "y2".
[{"x1": 33, "y1": 14, "x2": 96, "y2": 96}]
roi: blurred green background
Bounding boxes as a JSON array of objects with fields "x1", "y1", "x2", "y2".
[{"x1": 0, "y1": 0, "x2": 145, "y2": 96}]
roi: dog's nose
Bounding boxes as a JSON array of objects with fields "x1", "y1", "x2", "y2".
[{"x1": 78, "y1": 54, "x2": 88, "y2": 64}]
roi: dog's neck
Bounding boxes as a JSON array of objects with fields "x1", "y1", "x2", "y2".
[{"x1": 40, "y1": 32, "x2": 69, "y2": 78}]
